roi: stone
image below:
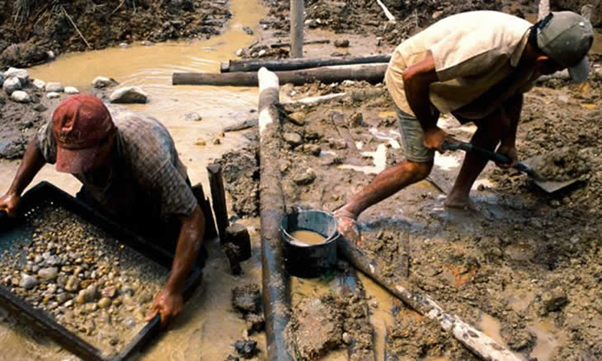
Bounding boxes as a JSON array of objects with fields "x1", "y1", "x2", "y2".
[
  {"x1": 119, "y1": 42, "x2": 130, "y2": 48},
  {"x1": 185, "y1": 112, "x2": 203, "y2": 121},
  {"x1": 3, "y1": 77, "x2": 22, "y2": 95},
  {"x1": 244, "y1": 313, "x2": 265, "y2": 334},
  {"x1": 334, "y1": 39, "x2": 350, "y2": 48},
  {"x1": 110, "y1": 86, "x2": 148, "y2": 104},
  {"x1": 232, "y1": 284, "x2": 261, "y2": 314},
  {"x1": 65, "y1": 275, "x2": 80, "y2": 292},
  {"x1": 20, "y1": 273, "x2": 39, "y2": 290},
  {"x1": 284, "y1": 132, "x2": 303, "y2": 147},
  {"x1": 37, "y1": 267, "x2": 58, "y2": 281},
  {"x1": 235, "y1": 48, "x2": 244, "y2": 57},
  {"x1": 243, "y1": 26, "x2": 254, "y2": 35},
  {"x1": 98, "y1": 297, "x2": 111, "y2": 308},
  {"x1": 47, "y1": 92, "x2": 61, "y2": 99},
  {"x1": 32, "y1": 79, "x2": 46, "y2": 90},
  {"x1": 342, "y1": 332, "x2": 352, "y2": 344},
  {"x1": 234, "y1": 340, "x2": 258, "y2": 358},
  {"x1": 294, "y1": 168, "x2": 317, "y2": 185},
  {"x1": 4, "y1": 67, "x2": 30, "y2": 85},
  {"x1": 225, "y1": 223, "x2": 252, "y2": 261},
  {"x1": 349, "y1": 112, "x2": 364, "y2": 127},
  {"x1": 92, "y1": 76, "x2": 119, "y2": 89},
  {"x1": 141, "y1": 40, "x2": 155, "y2": 46},
  {"x1": 11, "y1": 91, "x2": 31, "y2": 103},
  {"x1": 137, "y1": 291, "x2": 153, "y2": 305},
  {"x1": 33, "y1": 104, "x2": 47, "y2": 112},
  {"x1": 302, "y1": 144, "x2": 321, "y2": 156},
  {"x1": 329, "y1": 138, "x2": 348, "y2": 150},
  {"x1": 542, "y1": 287, "x2": 568, "y2": 313},
  {"x1": 101, "y1": 286, "x2": 117, "y2": 298},
  {"x1": 64, "y1": 86, "x2": 79, "y2": 94},
  {"x1": 45, "y1": 82, "x2": 64, "y2": 93},
  {"x1": 56, "y1": 293, "x2": 72, "y2": 304},
  {"x1": 288, "y1": 112, "x2": 306, "y2": 126}
]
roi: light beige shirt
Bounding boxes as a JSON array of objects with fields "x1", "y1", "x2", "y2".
[{"x1": 385, "y1": 11, "x2": 539, "y2": 120}]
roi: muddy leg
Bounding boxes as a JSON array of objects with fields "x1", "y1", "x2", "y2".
[
  {"x1": 445, "y1": 114, "x2": 504, "y2": 209},
  {"x1": 335, "y1": 160, "x2": 433, "y2": 245}
]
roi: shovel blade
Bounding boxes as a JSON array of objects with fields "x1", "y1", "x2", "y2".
[{"x1": 521, "y1": 155, "x2": 580, "y2": 193}]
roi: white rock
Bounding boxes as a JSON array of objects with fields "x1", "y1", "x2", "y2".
[
  {"x1": 185, "y1": 112, "x2": 203, "y2": 122},
  {"x1": 33, "y1": 79, "x2": 46, "y2": 90},
  {"x1": 235, "y1": 48, "x2": 244, "y2": 57},
  {"x1": 4, "y1": 67, "x2": 29, "y2": 85},
  {"x1": 92, "y1": 76, "x2": 118, "y2": 89},
  {"x1": 47, "y1": 92, "x2": 61, "y2": 99},
  {"x1": 46, "y1": 50, "x2": 56, "y2": 59},
  {"x1": 45, "y1": 82, "x2": 64, "y2": 93},
  {"x1": 258, "y1": 49, "x2": 267, "y2": 57},
  {"x1": 65, "y1": 86, "x2": 79, "y2": 94},
  {"x1": 109, "y1": 86, "x2": 148, "y2": 104},
  {"x1": 3, "y1": 77, "x2": 22, "y2": 95},
  {"x1": 20, "y1": 273, "x2": 39, "y2": 290},
  {"x1": 11, "y1": 91, "x2": 31, "y2": 103},
  {"x1": 119, "y1": 42, "x2": 130, "y2": 48}
]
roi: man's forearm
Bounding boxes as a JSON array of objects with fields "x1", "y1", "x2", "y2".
[
  {"x1": 8, "y1": 140, "x2": 46, "y2": 195},
  {"x1": 164, "y1": 206, "x2": 205, "y2": 293},
  {"x1": 500, "y1": 94, "x2": 523, "y2": 147}
]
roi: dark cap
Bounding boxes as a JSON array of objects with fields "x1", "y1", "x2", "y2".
[
  {"x1": 537, "y1": 11, "x2": 594, "y2": 83},
  {"x1": 52, "y1": 94, "x2": 115, "y2": 173}
]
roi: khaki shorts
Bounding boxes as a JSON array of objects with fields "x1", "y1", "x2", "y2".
[{"x1": 397, "y1": 108, "x2": 435, "y2": 163}]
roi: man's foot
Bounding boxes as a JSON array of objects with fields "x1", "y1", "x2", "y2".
[
  {"x1": 333, "y1": 209, "x2": 362, "y2": 247},
  {"x1": 443, "y1": 195, "x2": 478, "y2": 211}
]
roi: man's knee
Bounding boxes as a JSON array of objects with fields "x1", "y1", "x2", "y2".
[{"x1": 405, "y1": 160, "x2": 433, "y2": 182}]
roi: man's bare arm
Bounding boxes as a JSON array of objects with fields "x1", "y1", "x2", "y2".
[
  {"x1": 0, "y1": 139, "x2": 47, "y2": 216},
  {"x1": 147, "y1": 205, "x2": 205, "y2": 327}
]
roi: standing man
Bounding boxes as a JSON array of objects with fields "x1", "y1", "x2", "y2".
[
  {"x1": 335, "y1": 11, "x2": 594, "y2": 244},
  {"x1": 0, "y1": 94, "x2": 205, "y2": 327}
]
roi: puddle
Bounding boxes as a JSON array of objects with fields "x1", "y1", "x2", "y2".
[
  {"x1": 339, "y1": 144, "x2": 388, "y2": 175},
  {"x1": 368, "y1": 127, "x2": 401, "y2": 149},
  {"x1": 529, "y1": 321, "x2": 562, "y2": 361},
  {"x1": 478, "y1": 313, "x2": 507, "y2": 347}
]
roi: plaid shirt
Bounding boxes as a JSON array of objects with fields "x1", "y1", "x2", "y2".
[{"x1": 36, "y1": 107, "x2": 197, "y2": 224}]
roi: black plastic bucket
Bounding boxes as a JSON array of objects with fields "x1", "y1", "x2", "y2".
[{"x1": 280, "y1": 210, "x2": 339, "y2": 279}]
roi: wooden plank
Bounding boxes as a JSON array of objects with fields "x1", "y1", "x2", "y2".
[{"x1": 207, "y1": 164, "x2": 229, "y2": 244}]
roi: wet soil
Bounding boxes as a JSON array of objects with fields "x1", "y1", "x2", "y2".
[
  {"x1": 0, "y1": 0, "x2": 232, "y2": 68},
  {"x1": 269, "y1": 73, "x2": 602, "y2": 360},
  {"x1": 0, "y1": 206, "x2": 165, "y2": 357}
]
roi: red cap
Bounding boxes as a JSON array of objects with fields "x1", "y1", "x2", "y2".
[{"x1": 52, "y1": 94, "x2": 115, "y2": 174}]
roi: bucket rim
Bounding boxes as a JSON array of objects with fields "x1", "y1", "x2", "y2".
[{"x1": 280, "y1": 210, "x2": 339, "y2": 246}]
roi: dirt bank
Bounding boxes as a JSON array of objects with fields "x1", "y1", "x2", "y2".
[{"x1": 0, "y1": 0, "x2": 231, "y2": 69}]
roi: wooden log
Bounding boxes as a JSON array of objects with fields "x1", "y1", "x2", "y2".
[
  {"x1": 221, "y1": 54, "x2": 392, "y2": 73},
  {"x1": 538, "y1": 0, "x2": 550, "y2": 21},
  {"x1": 258, "y1": 67, "x2": 294, "y2": 361},
  {"x1": 190, "y1": 183, "x2": 218, "y2": 239},
  {"x1": 337, "y1": 238, "x2": 523, "y2": 361},
  {"x1": 173, "y1": 63, "x2": 388, "y2": 87},
  {"x1": 282, "y1": 92, "x2": 347, "y2": 106},
  {"x1": 290, "y1": 0, "x2": 304, "y2": 58},
  {"x1": 273, "y1": 39, "x2": 330, "y2": 49},
  {"x1": 376, "y1": 0, "x2": 396, "y2": 22},
  {"x1": 207, "y1": 164, "x2": 229, "y2": 244}
]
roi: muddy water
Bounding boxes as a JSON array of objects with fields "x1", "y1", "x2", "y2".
[
  {"x1": 0, "y1": 0, "x2": 268, "y2": 360},
  {"x1": 1, "y1": 0, "x2": 265, "y2": 198},
  {"x1": 290, "y1": 230, "x2": 327, "y2": 245}
]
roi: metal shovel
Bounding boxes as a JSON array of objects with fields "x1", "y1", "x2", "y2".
[{"x1": 443, "y1": 141, "x2": 580, "y2": 193}]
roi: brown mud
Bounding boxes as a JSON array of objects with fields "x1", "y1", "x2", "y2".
[
  {"x1": 256, "y1": 71, "x2": 602, "y2": 360},
  {"x1": 0, "y1": 0, "x2": 231, "y2": 68}
]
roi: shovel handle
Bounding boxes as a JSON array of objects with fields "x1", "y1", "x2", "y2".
[{"x1": 443, "y1": 141, "x2": 537, "y2": 177}]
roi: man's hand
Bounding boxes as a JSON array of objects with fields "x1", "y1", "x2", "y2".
[
  {"x1": 495, "y1": 144, "x2": 518, "y2": 169},
  {"x1": 146, "y1": 287, "x2": 184, "y2": 328},
  {"x1": 423, "y1": 127, "x2": 452, "y2": 153},
  {"x1": 0, "y1": 192, "x2": 21, "y2": 218}
]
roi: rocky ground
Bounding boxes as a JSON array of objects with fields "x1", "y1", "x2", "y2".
[
  {"x1": 0, "y1": 205, "x2": 166, "y2": 357},
  {"x1": 0, "y1": 0, "x2": 231, "y2": 69}
]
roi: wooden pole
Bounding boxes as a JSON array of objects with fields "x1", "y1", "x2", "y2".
[
  {"x1": 173, "y1": 63, "x2": 388, "y2": 87},
  {"x1": 258, "y1": 67, "x2": 293, "y2": 361},
  {"x1": 220, "y1": 54, "x2": 392, "y2": 73},
  {"x1": 207, "y1": 164, "x2": 229, "y2": 244},
  {"x1": 537, "y1": 0, "x2": 550, "y2": 21},
  {"x1": 290, "y1": 0, "x2": 304, "y2": 58},
  {"x1": 272, "y1": 39, "x2": 329, "y2": 48},
  {"x1": 338, "y1": 238, "x2": 523, "y2": 361}
]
